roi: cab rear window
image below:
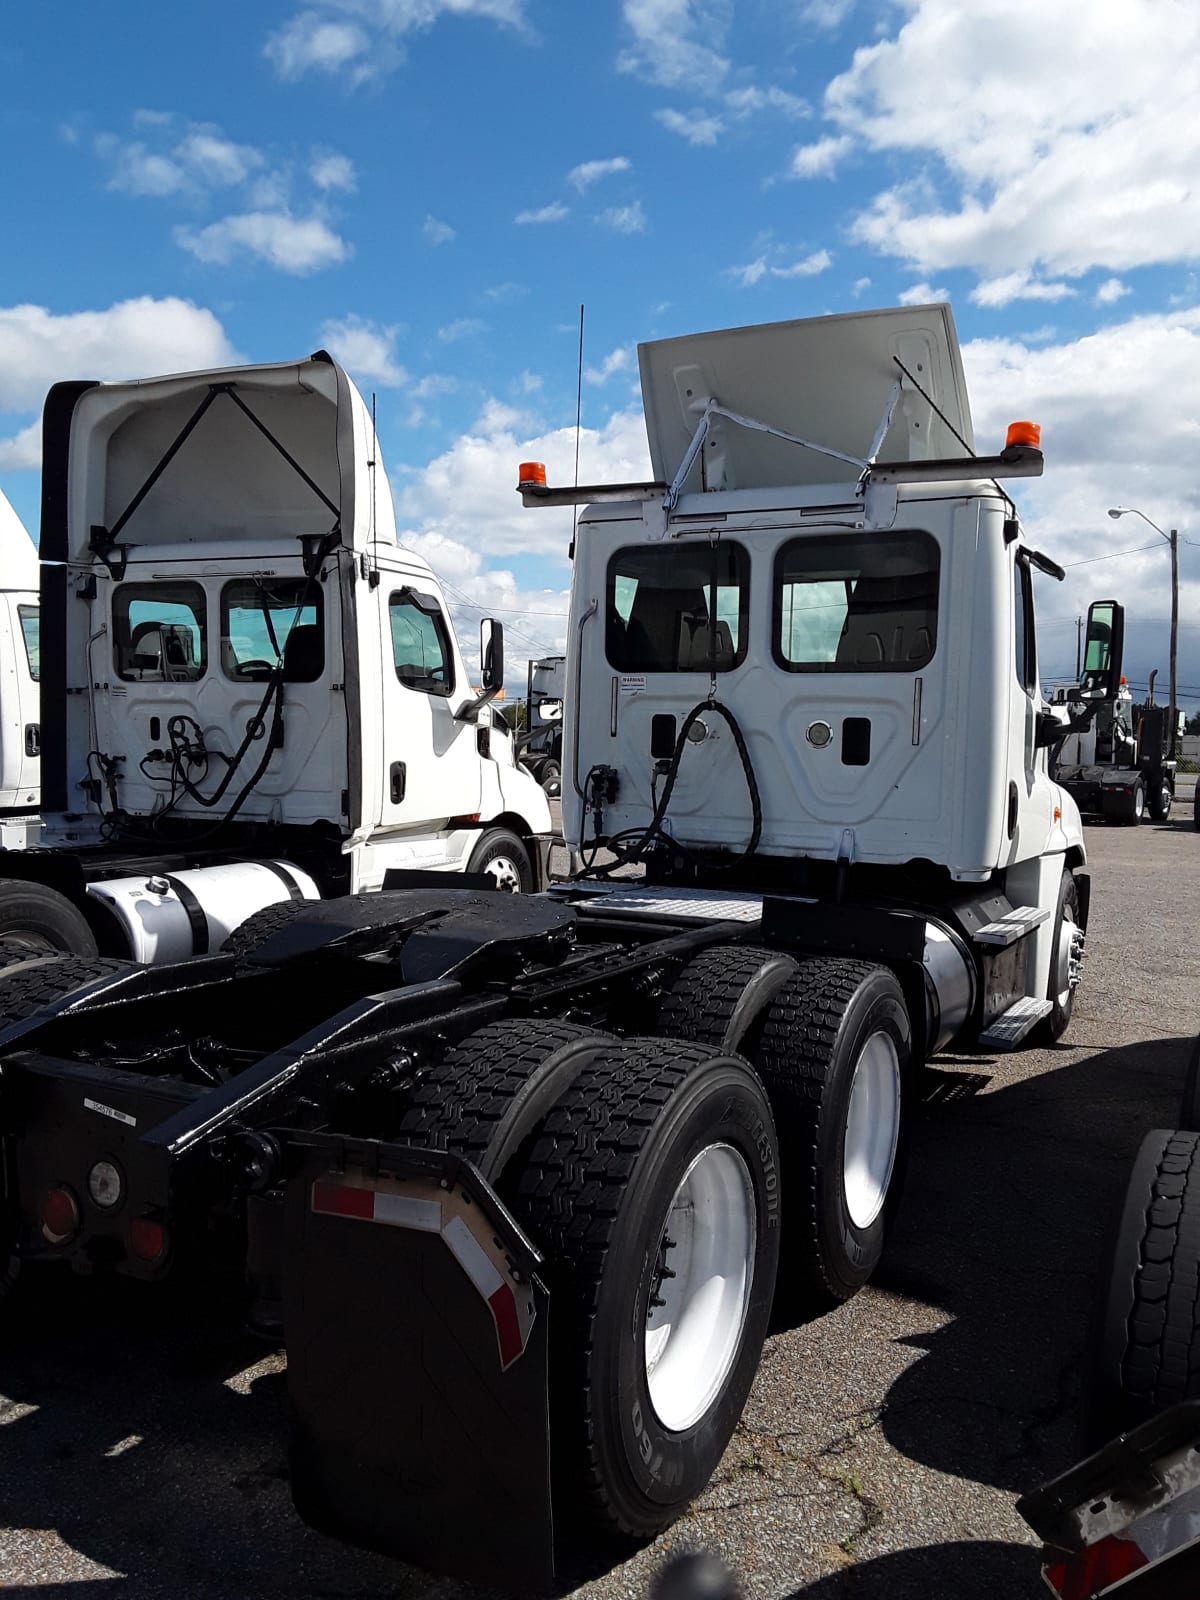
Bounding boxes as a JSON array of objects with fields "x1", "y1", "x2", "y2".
[
  {"x1": 113, "y1": 582, "x2": 206, "y2": 681},
  {"x1": 773, "y1": 531, "x2": 939, "y2": 673},
  {"x1": 606, "y1": 543, "x2": 749, "y2": 673}
]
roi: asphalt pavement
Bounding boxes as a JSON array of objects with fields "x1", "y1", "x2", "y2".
[{"x1": 2, "y1": 792, "x2": 1198, "y2": 1599}]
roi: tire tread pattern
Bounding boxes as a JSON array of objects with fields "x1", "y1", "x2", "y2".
[
  {"x1": 398, "y1": 1018, "x2": 602, "y2": 1170},
  {"x1": 1119, "y1": 1129, "x2": 1200, "y2": 1415},
  {"x1": 656, "y1": 944, "x2": 791, "y2": 1049},
  {"x1": 752, "y1": 957, "x2": 885, "y2": 1300},
  {"x1": 222, "y1": 900, "x2": 311, "y2": 957},
  {"x1": 512, "y1": 1037, "x2": 738, "y2": 1535},
  {"x1": 0, "y1": 956, "x2": 126, "y2": 1028}
]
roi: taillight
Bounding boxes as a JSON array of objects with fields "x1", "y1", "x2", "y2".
[
  {"x1": 41, "y1": 1185, "x2": 81, "y2": 1245},
  {"x1": 129, "y1": 1215, "x2": 169, "y2": 1265},
  {"x1": 1044, "y1": 1532, "x2": 1148, "y2": 1598}
]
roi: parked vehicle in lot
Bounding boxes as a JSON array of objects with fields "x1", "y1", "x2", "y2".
[
  {"x1": 0, "y1": 306, "x2": 1127, "y2": 1581},
  {"x1": 0, "y1": 353, "x2": 551, "y2": 963},
  {"x1": 0, "y1": 489, "x2": 40, "y2": 851},
  {"x1": 1051, "y1": 667, "x2": 1182, "y2": 825},
  {"x1": 517, "y1": 653, "x2": 564, "y2": 795},
  {"x1": 1019, "y1": 1035, "x2": 1200, "y2": 1597}
]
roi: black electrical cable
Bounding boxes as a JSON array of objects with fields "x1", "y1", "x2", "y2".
[{"x1": 572, "y1": 698, "x2": 762, "y2": 880}]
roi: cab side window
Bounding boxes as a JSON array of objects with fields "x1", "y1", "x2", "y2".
[
  {"x1": 1015, "y1": 560, "x2": 1037, "y2": 695},
  {"x1": 389, "y1": 590, "x2": 454, "y2": 697}
]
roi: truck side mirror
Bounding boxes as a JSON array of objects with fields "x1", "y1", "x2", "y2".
[
  {"x1": 1079, "y1": 600, "x2": 1124, "y2": 700},
  {"x1": 480, "y1": 619, "x2": 504, "y2": 692}
]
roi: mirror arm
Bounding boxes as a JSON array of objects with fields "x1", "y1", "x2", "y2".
[{"x1": 454, "y1": 682, "x2": 501, "y2": 723}]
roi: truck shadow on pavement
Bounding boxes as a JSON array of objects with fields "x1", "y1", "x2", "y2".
[
  {"x1": 872, "y1": 1032, "x2": 1189, "y2": 1493},
  {"x1": 0, "y1": 1032, "x2": 1193, "y2": 1600}
]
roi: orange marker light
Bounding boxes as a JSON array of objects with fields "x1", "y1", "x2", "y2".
[
  {"x1": 518, "y1": 461, "x2": 547, "y2": 488},
  {"x1": 1053, "y1": 806, "x2": 1062, "y2": 822},
  {"x1": 1005, "y1": 420, "x2": 1041, "y2": 449}
]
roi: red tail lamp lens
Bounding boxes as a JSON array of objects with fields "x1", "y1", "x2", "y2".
[
  {"x1": 41, "y1": 1185, "x2": 81, "y2": 1245},
  {"x1": 129, "y1": 1216, "x2": 168, "y2": 1264}
]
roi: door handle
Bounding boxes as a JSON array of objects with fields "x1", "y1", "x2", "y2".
[
  {"x1": 24, "y1": 723, "x2": 39, "y2": 757},
  {"x1": 390, "y1": 761, "x2": 406, "y2": 804}
]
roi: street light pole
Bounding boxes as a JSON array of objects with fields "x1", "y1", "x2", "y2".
[{"x1": 1107, "y1": 507, "x2": 1181, "y2": 758}]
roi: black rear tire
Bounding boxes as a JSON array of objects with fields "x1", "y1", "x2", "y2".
[
  {"x1": 540, "y1": 760, "x2": 561, "y2": 798},
  {"x1": 511, "y1": 1038, "x2": 780, "y2": 1540},
  {"x1": 398, "y1": 1018, "x2": 614, "y2": 1186},
  {"x1": 1182, "y1": 1035, "x2": 1200, "y2": 1132},
  {"x1": 1085, "y1": 1129, "x2": 1200, "y2": 1451},
  {"x1": 466, "y1": 828, "x2": 532, "y2": 892},
  {"x1": 0, "y1": 955, "x2": 126, "y2": 1029},
  {"x1": 656, "y1": 944, "x2": 798, "y2": 1053},
  {"x1": 0, "y1": 880, "x2": 97, "y2": 960},
  {"x1": 751, "y1": 959, "x2": 912, "y2": 1307},
  {"x1": 1148, "y1": 779, "x2": 1172, "y2": 822},
  {"x1": 221, "y1": 899, "x2": 311, "y2": 956}
]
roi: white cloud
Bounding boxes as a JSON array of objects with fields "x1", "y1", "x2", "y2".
[
  {"x1": 960, "y1": 310, "x2": 1200, "y2": 672},
  {"x1": 394, "y1": 401, "x2": 651, "y2": 563},
  {"x1": 567, "y1": 156, "x2": 631, "y2": 192},
  {"x1": 0, "y1": 297, "x2": 241, "y2": 467},
  {"x1": 825, "y1": 0, "x2": 1200, "y2": 283},
  {"x1": 728, "y1": 255, "x2": 768, "y2": 287},
  {"x1": 772, "y1": 249, "x2": 832, "y2": 278},
  {"x1": 852, "y1": 276, "x2": 872, "y2": 297},
  {"x1": 100, "y1": 121, "x2": 264, "y2": 197},
  {"x1": 727, "y1": 248, "x2": 830, "y2": 285},
  {"x1": 724, "y1": 85, "x2": 809, "y2": 120},
  {"x1": 311, "y1": 151, "x2": 356, "y2": 192},
  {"x1": 175, "y1": 211, "x2": 350, "y2": 273},
  {"x1": 423, "y1": 214, "x2": 456, "y2": 246},
  {"x1": 410, "y1": 373, "x2": 458, "y2": 399},
  {"x1": 897, "y1": 281, "x2": 949, "y2": 305},
  {"x1": 515, "y1": 202, "x2": 568, "y2": 224},
  {"x1": 0, "y1": 421, "x2": 45, "y2": 471},
  {"x1": 598, "y1": 202, "x2": 646, "y2": 234},
  {"x1": 319, "y1": 315, "x2": 407, "y2": 386},
  {"x1": 584, "y1": 348, "x2": 633, "y2": 386},
  {"x1": 656, "y1": 108, "x2": 724, "y2": 146},
  {"x1": 789, "y1": 134, "x2": 852, "y2": 179},
  {"x1": 265, "y1": 1, "x2": 528, "y2": 84},
  {"x1": 437, "y1": 317, "x2": 485, "y2": 342},
  {"x1": 1096, "y1": 277, "x2": 1131, "y2": 306},
  {"x1": 265, "y1": 15, "x2": 372, "y2": 80},
  {"x1": 176, "y1": 132, "x2": 263, "y2": 187},
  {"x1": 798, "y1": 0, "x2": 854, "y2": 25},
  {"x1": 618, "y1": 0, "x2": 732, "y2": 91},
  {"x1": 970, "y1": 272, "x2": 1075, "y2": 308}
]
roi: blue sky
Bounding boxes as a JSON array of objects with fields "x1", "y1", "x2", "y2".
[{"x1": 1, "y1": 0, "x2": 1198, "y2": 703}]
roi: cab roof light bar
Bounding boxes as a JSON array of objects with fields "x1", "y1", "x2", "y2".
[{"x1": 517, "y1": 418, "x2": 1043, "y2": 509}]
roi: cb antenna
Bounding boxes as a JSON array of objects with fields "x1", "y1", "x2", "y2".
[{"x1": 571, "y1": 303, "x2": 584, "y2": 554}]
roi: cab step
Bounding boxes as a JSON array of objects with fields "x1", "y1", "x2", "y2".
[
  {"x1": 978, "y1": 996, "x2": 1054, "y2": 1051},
  {"x1": 973, "y1": 905, "x2": 1051, "y2": 947}
]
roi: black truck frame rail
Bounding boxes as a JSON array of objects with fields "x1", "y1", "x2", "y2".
[{"x1": 0, "y1": 875, "x2": 1070, "y2": 1579}]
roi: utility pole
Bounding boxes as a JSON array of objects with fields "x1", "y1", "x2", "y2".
[{"x1": 1169, "y1": 527, "x2": 1179, "y2": 757}]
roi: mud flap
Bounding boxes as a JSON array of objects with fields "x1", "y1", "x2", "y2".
[{"x1": 284, "y1": 1134, "x2": 554, "y2": 1584}]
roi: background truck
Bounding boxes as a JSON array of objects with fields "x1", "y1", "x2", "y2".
[
  {"x1": 0, "y1": 353, "x2": 551, "y2": 963},
  {"x1": 0, "y1": 489, "x2": 40, "y2": 851},
  {"x1": 0, "y1": 306, "x2": 1126, "y2": 1583},
  {"x1": 1052, "y1": 666, "x2": 1181, "y2": 825},
  {"x1": 517, "y1": 652, "x2": 565, "y2": 794}
]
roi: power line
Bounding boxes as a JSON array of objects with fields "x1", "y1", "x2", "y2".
[{"x1": 1061, "y1": 541, "x2": 1164, "y2": 568}]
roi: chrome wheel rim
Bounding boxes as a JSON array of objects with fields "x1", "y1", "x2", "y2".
[
  {"x1": 843, "y1": 1031, "x2": 901, "y2": 1230},
  {"x1": 644, "y1": 1142, "x2": 756, "y2": 1433},
  {"x1": 482, "y1": 853, "x2": 523, "y2": 892}
]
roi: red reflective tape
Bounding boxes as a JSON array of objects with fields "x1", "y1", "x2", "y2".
[
  {"x1": 1044, "y1": 1532, "x2": 1149, "y2": 1599},
  {"x1": 311, "y1": 1181, "x2": 374, "y2": 1220},
  {"x1": 488, "y1": 1284, "x2": 525, "y2": 1370}
]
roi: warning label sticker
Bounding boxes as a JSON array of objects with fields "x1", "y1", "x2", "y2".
[{"x1": 619, "y1": 675, "x2": 646, "y2": 694}]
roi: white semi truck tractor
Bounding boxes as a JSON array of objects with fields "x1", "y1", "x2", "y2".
[
  {"x1": 0, "y1": 352, "x2": 551, "y2": 961},
  {"x1": 0, "y1": 488, "x2": 40, "y2": 849},
  {"x1": 0, "y1": 307, "x2": 1123, "y2": 1584}
]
